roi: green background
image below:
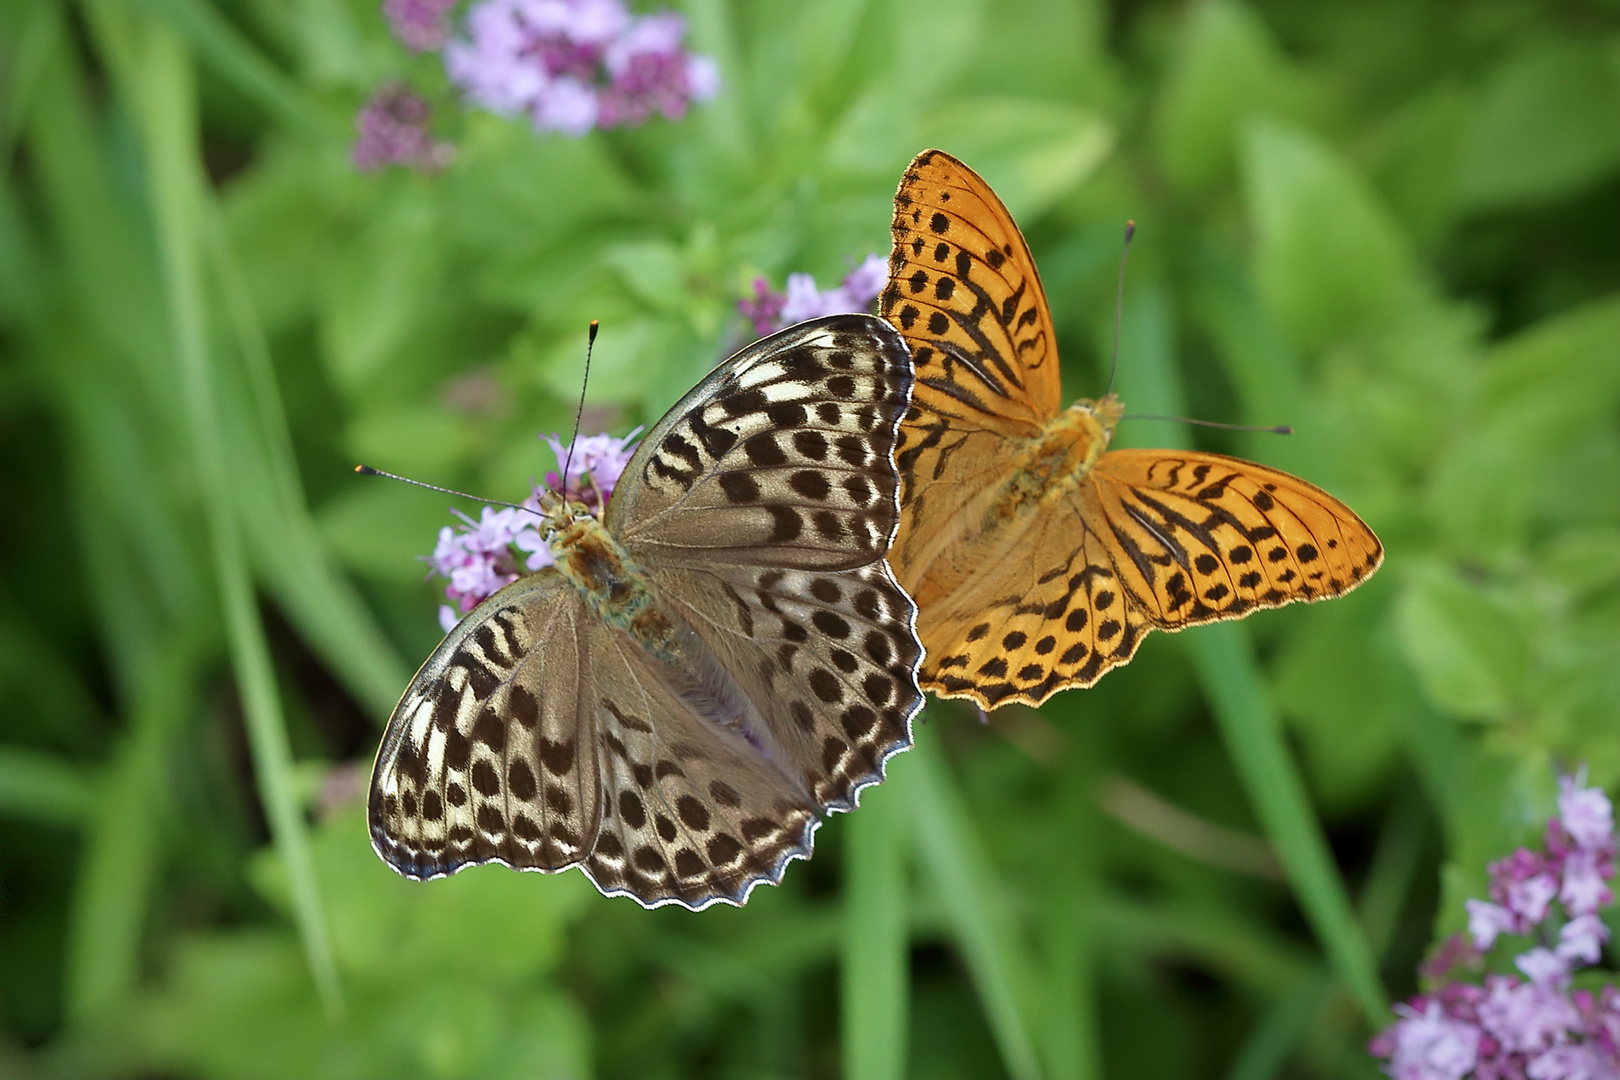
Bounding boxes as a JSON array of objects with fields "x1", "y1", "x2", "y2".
[{"x1": 1, "y1": 0, "x2": 1616, "y2": 1076}]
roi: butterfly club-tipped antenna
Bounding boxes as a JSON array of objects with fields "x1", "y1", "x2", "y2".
[
  {"x1": 1119, "y1": 415, "x2": 1294, "y2": 435},
  {"x1": 1102, "y1": 222, "x2": 1292, "y2": 437},
  {"x1": 352, "y1": 465, "x2": 545, "y2": 522},
  {"x1": 1104, "y1": 219, "x2": 1136, "y2": 399},
  {"x1": 560, "y1": 320, "x2": 600, "y2": 495}
]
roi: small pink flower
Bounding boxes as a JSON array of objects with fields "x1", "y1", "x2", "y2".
[
  {"x1": 1506, "y1": 872, "x2": 1560, "y2": 925},
  {"x1": 443, "y1": 0, "x2": 717, "y2": 136},
  {"x1": 1479, "y1": 975, "x2": 1581, "y2": 1054},
  {"x1": 1384, "y1": 999, "x2": 1481, "y2": 1080},
  {"x1": 1526, "y1": 1043, "x2": 1610, "y2": 1080},
  {"x1": 1516, "y1": 947, "x2": 1570, "y2": 986},
  {"x1": 1559, "y1": 771, "x2": 1615, "y2": 852},
  {"x1": 351, "y1": 83, "x2": 454, "y2": 172},
  {"x1": 1557, "y1": 914, "x2": 1610, "y2": 967},
  {"x1": 1562, "y1": 850, "x2": 1616, "y2": 916},
  {"x1": 383, "y1": 0, "x2": 458, "y2": 51},
  {"x1": 1469, "y1": 899, "x2": 1520, "y2": 951},
  {"x1": 740, "y1": 254, "x2": 889, "y2": 337}
]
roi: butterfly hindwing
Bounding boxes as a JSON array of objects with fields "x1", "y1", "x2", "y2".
[
  {"x1": 656, "y1": 561, "x2": 923, "y2": 814},
  {"x1": 609, "y1": 315, "x2": 912, "y2": 572},
  {"x1": 917, "y1": 497, "x2": 1150, "y2": 707},
  {"x1": 579, "y1": 626, "x2": 822, "y2": 909},
  {"x1": 369, "y1": 574, "x2": 603, "y2": 880}
]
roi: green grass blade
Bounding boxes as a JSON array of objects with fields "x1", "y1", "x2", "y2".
[
  {"x1": 841, "y1": 750, "x2": 912, "y2": 1080},
  {"x1": 202, "y1": 202, "x2": 411, "y2": 717},
  {"x1": 65, "y1": 630, "x2": 202, "y2": 1020},
  {"x1": 1190, "y1": 627, "x2": 1387, "y2": 1021},
  {"x1": 1110, "y1": 286, "x2": 1387, "y2": 1024},
  {"x1": 0, "y1": 746, "x2": 95, "y2": 826},
  {"x1": 135, "y1": 0, "x2": 337, "y2": 138},
  {"x1": 909, "y1": 725, "x2": 1043, "y2": 1080},
  {"x1": 92, "y1": 7, "x2": 343, "y2": 1015},
  {"x1": 1035, "y1": 771, "x2": 1102, "y2": 1080}
]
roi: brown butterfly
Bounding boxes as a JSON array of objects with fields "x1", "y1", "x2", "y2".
[
  {"x1": 369, "y1": 315, "x2": 924, "y2": 908},
  {"x1": 879, "y1": 149, "x2": 1383, "y2": 709}
]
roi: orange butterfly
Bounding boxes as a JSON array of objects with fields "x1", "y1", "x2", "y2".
[{"x1": 879, "y1": 150, "x2": 1383, "y2": 709}]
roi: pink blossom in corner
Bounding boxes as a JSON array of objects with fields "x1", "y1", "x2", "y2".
[
  {"x1": 1466, "y1": 899, "x2": 1518, "y2": 952},
  {"x1": 1381, "y1": 1000, "x2": 1480, "y2": 1080},
  {"x1": 1372, "y1": 768, "x2": 1619, "y2": 1080},
  {"x1": 1557, "y1": 914, "x2": 1610, "y2": 967}
]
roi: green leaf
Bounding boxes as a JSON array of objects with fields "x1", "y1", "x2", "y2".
[
  {"x1": 1241, "y1": 119, "x2": 1420, "y2": 352},
  {"x1": 1394, "y1": 563, "x2": 1527, "y2": 721},
  {"x1": 909, "y1": 728, "x2": 1044, "y2": 1080},
  {"x1": 1457, "y1": 41, "x2": 1620, "y2": 212},
  {"x1": 921, "y1": 98, "x2": 1115, "y2": 221},
  {"x1": 1154, "y1": 0, "x2": 1308, "y2": 190}
]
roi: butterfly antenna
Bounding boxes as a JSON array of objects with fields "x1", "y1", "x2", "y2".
[
  {"x1": 1104, "y1": 220, "x2": 1135, "y2": 399},
  {"x1": 560, "y1": 320, "x2": 599, "y2": 494},
  {"x1": 1120, "y1": 415, "x2": 1293, "y2": 435},
  {"x1": 353, "y1": 465, "x2": 544, "y2": 520}
]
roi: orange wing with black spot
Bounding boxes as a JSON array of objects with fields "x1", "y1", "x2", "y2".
[{"x1": 881, "y1": 150, "x2": 1383, "y2": 708}]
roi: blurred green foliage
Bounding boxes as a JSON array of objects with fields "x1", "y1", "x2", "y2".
[{"x1": 1, "y1": 0, "x2": 1616, "y2": 1077}]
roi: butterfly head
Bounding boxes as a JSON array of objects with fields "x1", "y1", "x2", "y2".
[{"x1": 1064, "y1": 392, "x2": 1125, "y2": 472}]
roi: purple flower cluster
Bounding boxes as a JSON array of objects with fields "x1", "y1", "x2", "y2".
[
  {"x1": 351, "y1": 83, "x2": 454, "y2": 172},
  {"x1": 1371, "y1": 771, "x2": 1618, "y2": 1080},
  {"x1": 442, "y1": 0, "x2": 719, "y2": 136},
  {"x1": 738, "y1": 254, "x2": 889, "y2": 337},
  {"x1": 426, "y1": 429, "x2": 640, "y2": 632},
  {"x1": 382, "y1": 0, "x2": 458, "y2": 51}
]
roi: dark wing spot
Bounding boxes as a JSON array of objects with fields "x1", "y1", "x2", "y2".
[
  {"x1": 794, "y1": 430, "x2": 828, "y2": 460},
  {"x1": 812, "y1": 610, "x2": 852, "y2": 639},
  {"x1": 768, "y1": 507, "x2": 803, "y2": 543},
  {"x1": 790, "y1": 470, "x2": 830, "y2": 500},
  {"x1": 471, "y1": 760, "x2": 500, "y2": 797},
  {"x1": 677, "y1": 795, "x2": 711, "y2": 832},
  {"x1": 744, "y1": 434, "x2": 787, "y2": 467},
  {"x1": 810, "y1": 668, "x2": 843, "y2": 703},
  {"x1": 720, "y1": 472, "x2": 761, "y2": 504},
  {"x1": 507, "y1": 760, "x2": 537, "y2": 801}
]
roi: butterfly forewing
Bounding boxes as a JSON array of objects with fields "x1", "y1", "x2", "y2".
[
  {"x1": 370, "y1": 575, "x2": 603, "y2": 879},
  {"x1": 610, "y1": 316, "x2": 912, "y2": 572},
  {"x1": 882, "y1": 149, "x2": 1061, "y2": 432},
  {"x1": 1088, "y1": 450, "x2": 1384, "y2": 626}
]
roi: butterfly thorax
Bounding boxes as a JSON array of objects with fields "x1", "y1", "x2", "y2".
[
  {"x1": 992, "y1": 393, "x2": 1124, "y2": 524},
  {"x1": 541, "y1": 496, "x2": 676, "y2": 658}
]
